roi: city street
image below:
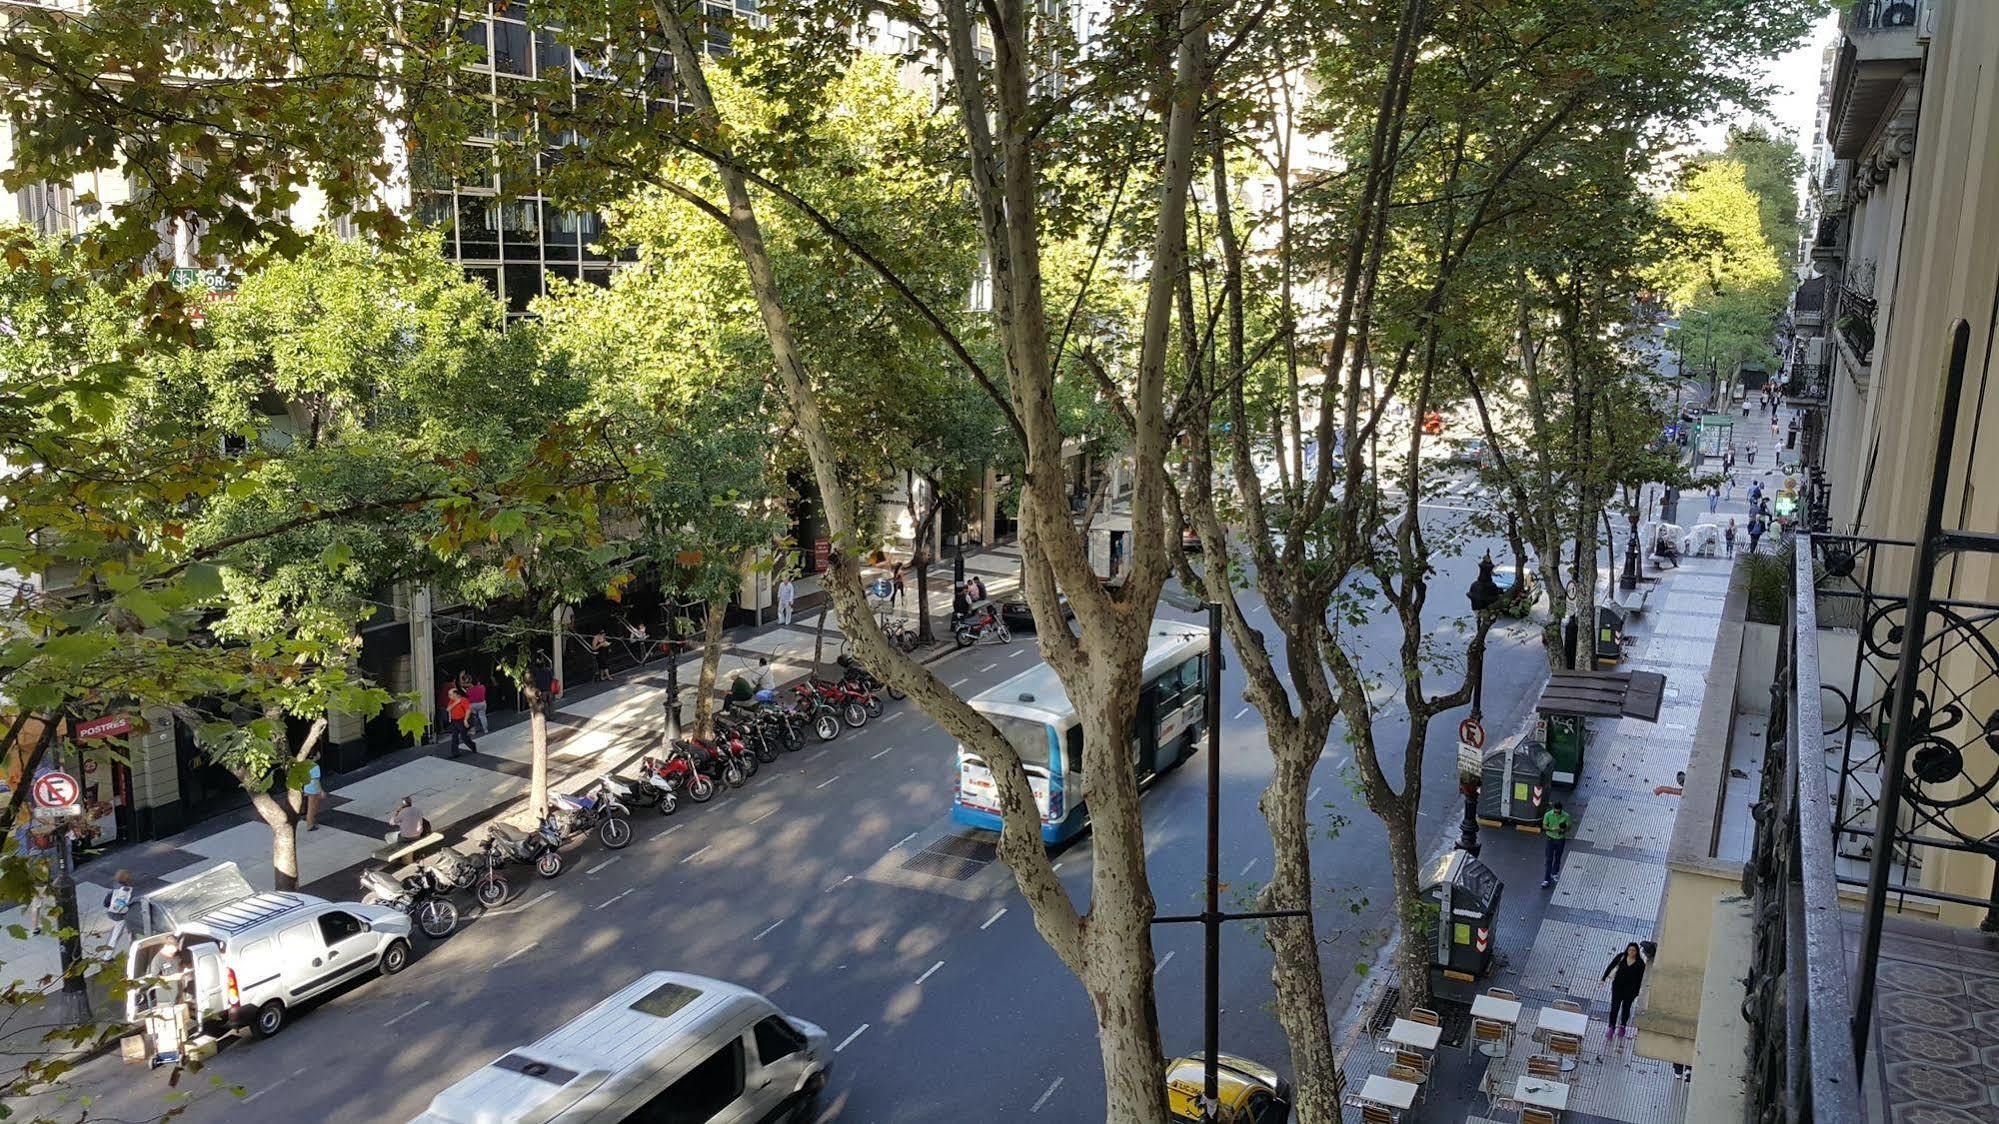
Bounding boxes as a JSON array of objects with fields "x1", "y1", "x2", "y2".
[{"x1": 38, "y1": 489, "x2": 1551, "y2": 1123}]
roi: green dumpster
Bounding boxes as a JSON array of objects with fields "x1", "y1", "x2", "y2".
[{"x1": 1534, "y1": 669, "x2": 1668, "y2": 788}]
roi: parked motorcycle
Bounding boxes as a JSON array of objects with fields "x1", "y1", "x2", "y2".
[
  {"x1": 717, "y1": 713, "x2": 779, "y2": 764},
  {"x1": 953, "y1": 604, "x2": 1011, "y2": 648},
  {"x1": 420, "y1": 842, "x2": 508, "y2": 908},
  {"x1": 713, "y1": 723, "x2": 760, "y2": 779},
  {"x1": 839, "y1": 653, "x2": 906, "y2": 701},
  {"x1": 547, "y1": 777, "x2": 636, "y2": 850},
  {"x1": 360, "y1": 866, "x2": 459, "y2": 939},
  {"x1": 803, "y1": 677, "x2": 869, "y2": 729},
  {"x1": 641, "y1": 746, "x2": 716, "y2": 814},
  {"x1": 681, "y1": 737, "x2": 747, "y2": 790},
  {"x1": 789, "y1": 686, "x2": 842, "y2": 743},
  {"x1": 487, "y1": 818, "x2": 566, "y2": 879}
]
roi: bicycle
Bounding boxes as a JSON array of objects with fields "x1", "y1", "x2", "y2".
[{"x1": 878, "y1": 612, "x2": 919, "y2": 653}]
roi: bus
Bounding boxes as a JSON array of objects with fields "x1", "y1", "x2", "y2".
[{"x1": 952, "y1": 620, "x2": 1210, "y2": 844}]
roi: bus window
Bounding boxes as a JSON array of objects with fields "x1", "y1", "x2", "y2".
[{"x1": 1065, "y1": 724, "x2": 1083, "y2": 778}]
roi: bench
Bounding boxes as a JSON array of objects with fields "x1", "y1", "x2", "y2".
[{"x1": 370, "y1": 831, "x2": 446, "y2": 867}]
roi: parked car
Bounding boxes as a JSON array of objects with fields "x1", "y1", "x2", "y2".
[
  {"x1": 411, "y1": 972, "x2": 830, "y2": 1124},
  {"x1": 1164, "y1": 1052, "x2": 1292, "y2": 1123},
  {"x1": 126, "y1": 885, "x2": 413, "y2": 1043},
  {"x1": 999, "y1": 590, "x2": 1073, "y2": 633},
  {"x1": 1445, "y1": 437, "x2": 1490, "y2": 468}
]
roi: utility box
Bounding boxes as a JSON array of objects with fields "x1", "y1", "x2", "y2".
[
  {"x1": 1422, "y1": 850, "x2": 1503, "y2": 983},
  {"x1": 1478, "y1": 739, "x2": 1554, "y2": 827}
]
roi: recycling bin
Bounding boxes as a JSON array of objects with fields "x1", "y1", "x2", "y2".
[
  {"x1": 1477, "y1": 739, "x2": 1555, "y2": 826},
  {"x1": 1540, "y1": 713, "x2": 1587, "y2": 787},
  {"x1": 1421, "y1": 850, "x2": 1504, "y2": 984}
]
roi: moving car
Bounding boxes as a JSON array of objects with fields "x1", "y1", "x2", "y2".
[
  {"x1": 411, "y1": 972, "x2": 829, "y2": 1124},
  {"x1": 126, "y1": 882, "x2": 414, "y2": 1042},
  {"x1": 1491, "y1": 565, "x2": 1539, "y2": 618},
  {"x1": 1165, "y1": 1053, "x2": 1292, "y2": 1123}
]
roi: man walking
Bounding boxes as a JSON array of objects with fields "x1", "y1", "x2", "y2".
[
  {"x1": 1747, "y1": 515, "x2": 1765, "y2": 555},
  {"x1": 1541, "y1": 800, "x2": 1574, "y2": 888},
  {"x1": 1725, "y1": 518, "x2": 1738, "y2": 557},
  {"x1": 777, "y1": 575, "x2": 796, "y2": 626}
]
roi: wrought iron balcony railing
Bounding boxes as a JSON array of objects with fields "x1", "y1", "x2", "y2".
[
  {"x1": 1786, "y1": 361, "x2": 1830, "y2": 404},
  {"x1": 1836, "y1": 286, "x2": 1876, "y2": 364}
]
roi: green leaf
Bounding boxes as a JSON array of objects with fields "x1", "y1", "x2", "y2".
[{"x1": 320, "y1": 542, "x2": 354, "y2": 570}]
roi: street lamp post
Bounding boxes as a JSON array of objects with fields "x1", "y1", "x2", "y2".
[
  {"x1": 1619, "y1": 505, "x2": 1642, "y2": 591},
  {"x1": 1153, "y1": 591, "x2": 1309, "y2": 1123},
  {"x1": 1458, "y1": 554, "x2": 1503, "y2": 856}
]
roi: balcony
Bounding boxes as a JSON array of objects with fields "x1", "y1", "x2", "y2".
[
  {"x1": 1826, "y1": 3, "x2": 1924, "y2": 160},
  {"x1": 1810, "y1": 213, "x2": 1843, "y2": 268},
  {"x1": 1835, "y1": 286, "x2": 1876, "y2": 365},
  {"x1": 1785, "y1": 361, "x2": 1830, "y2": 405},
  {"x1": 1747, "y1": 535, "x2": 1999, "y2": 1122}
]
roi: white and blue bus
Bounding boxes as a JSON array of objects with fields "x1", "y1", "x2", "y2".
[{"x1": 952, "y1": 621, "x2": 1210, "y2": 844}]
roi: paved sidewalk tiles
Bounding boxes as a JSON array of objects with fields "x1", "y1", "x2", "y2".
[
  {"x1": 1574, "y1": 793, "x2": 1679, "y2": 853},
  {"x1": 1548, "y1": 853, "x2": 1668, "y2": 920}
]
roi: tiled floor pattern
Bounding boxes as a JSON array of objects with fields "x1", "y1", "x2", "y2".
[
  {"x1": 1573, "y1": 793, "x2": 1679, "y2": 854},
  {"x1": 1848, "y1": 911, "x2": 1999, "y2": 1123},
  {"x1": 1549, "y1": 853, "x2": 1670, "y2": 921}
]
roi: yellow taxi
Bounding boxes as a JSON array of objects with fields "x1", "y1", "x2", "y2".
[{"x1": 1164, "y1": 1053, "x2": 1293, "y2": 1124}]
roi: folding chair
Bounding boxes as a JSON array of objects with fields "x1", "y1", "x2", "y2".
[
  {"x1": 1410, "y1": 1005, "x2": 1442, "y2": 1027},
  {"x1": 1392, "y1": 1049, "x2": 1430, "y2": 1079},
  {"x1": 1479, "y1": 1066, "x2": 1519, "y2": 1117},
  {"x1": 1522, "y1": 1108, "x2": 1561, "y2": 1124},
  {"x1": 1470, "y1": 1016, "x2": 1511, "y2": 1058},
  {"x1": 1486, "y1": 987, "x2": 1519, "y2": 1001},
  {"x1": 1527, "y1": 1054, "x2": 1563, "y2": 1079},
  {"x1": 1549, "y1": 1030, "x2": 1583, "y2": 1072}
]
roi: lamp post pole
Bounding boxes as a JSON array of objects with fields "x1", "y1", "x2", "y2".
[
  {"x1": 1459, "y1": 555, "x2": 1503, "y2": 856},
  {"x1": 1152, "y1": 593, "x2": 1308, "y2": 1122}
]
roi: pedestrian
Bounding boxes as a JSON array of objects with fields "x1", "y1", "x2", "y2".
[
  {"x1": 303, "y1": 759, "x2": 323, "y2": 830},
  {"x1": 1725, "y1": 518, "x2": 1738, "y2": 557},
  {"x1": 889, "y1": 561, "x2": 907, "y2": 608},
  {"x1": 1746, "y1": 442, "x2": 1757, "y2": 466},
  {"x1": 777, "y1": 575, "x2": 796, "y2": 626},
  {"x1": 1747, "y1": 515, "x2": 1765, "y2": 555},
  {"x1": 27, "y1": 862, "x2": 57, "y2": 937},
  {"x1": 589, "y1": 632, "x2": 613, "y2": 681},
  {"x1": 530, "y1": 650, "x2": 560, "y2": 707},
  {"x1": 103, "y1": 869, "x2": 136, "y2": 952},
  {"x1": 466, "y1": 675, "x2": 489, "y2": 735},
  {"x1": 1601, "y1": 942, "x2": 1654, "y2": 1038},
  {"x1": 1707, "y1": 488, "x2": 1718, "y2": 513},
  {"x1": 952, "y1": 582, "x2": 971, "y2": 623},
  {"x1": 1541, "y1": 800, "x2": 1574, "y2": 888},
  {"x1": 445, "y1": 685, "x2": 477, "y2": 758}
]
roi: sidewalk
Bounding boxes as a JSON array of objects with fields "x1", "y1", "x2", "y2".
[
  {"x1": 0, "y1": 540, "x2": 1025, "y2": 991},
  {"x1": 1332, "y1": 411, "x2": 1796, "y2": 1122}
]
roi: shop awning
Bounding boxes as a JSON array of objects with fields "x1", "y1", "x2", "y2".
[{"x1": 1536, "y1": 669, "x2": 1666, "y2": 722}]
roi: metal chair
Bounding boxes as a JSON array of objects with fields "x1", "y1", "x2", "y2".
[
  {"x1": 1552, "y1": 999, "x2": 1583, "y2": 1013},
  {"x1": 1486, "y1": 987, "x2": 1519, "y2": 1001},
  {"x1": 1548, "y1": 1031, "x2": 1583, "y2": 1072},
  {"x1": 1410, "y1": 1006, "x2": 1442, "y2": 1027},
  {"x1": 1392, "y1": 1049, "x2": 1430, "y2": 1079},
  {"x1": 1522, "y1": 1108, "x2": 1561, "y2": 1124},
  {"x1": 1470, "y1": 1016, "x2": 1511, "y2": 1058},
  {"x1": 1359, "y1": 1105, "x2": 1398, "y2": 1124},
  {"x1": 1478, "y1": 1066, "x2": 1519, "y2": 1117},
  {"x1": 1527, "y1": 1054, "x2": 1563, "y2": 1079}
]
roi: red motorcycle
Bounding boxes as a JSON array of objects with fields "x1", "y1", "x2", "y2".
[
  {"x1": 640, "y1": 747, "x2": 716, "y2": 814},
  {"x1": 807, "y1": 676, "x2": 872, "y2": 728},
  {"x1": 794, "y1": 681, "x2": 860, "y2": 737}
]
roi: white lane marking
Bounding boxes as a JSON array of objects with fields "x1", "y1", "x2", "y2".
[
  {"x1": 662, "y1": 822, "x2": 684, "y2": 838},
  {"x1": 916, "y1": 960, "x2": 945, "y2": 985},
  {"x1": 1233, "y1": 706, "x2": 1251, "y2": 721},
  {"x1": 979, "y1": 662, "x2": 998, "y2": 672},
  {"x1": 825, "y1": 874, "x2": 853, "y2": 893},
  {"x1": 1031, "y1": 1076, "x2": 1065, "y2": 1113},
  {"x1": 683, "y1": 845, "x2": 711, "y2": 864},
  {"x1": 1154, "y1": 950, "x2": 1176, "y2": 976},
  {"x1": 950, "y1": 677, "x2": 970, "y2": 688},
  {"x1": 492, "y1": 890, "x2": 555, "y2": 916},
  {"x1": 242, "y1": 1067, "x2": 312, "y2": 1104},
  {"x1": 1239, "y1": 858, "x2": 1258, "y2": 877},
  {"x1": 835, "y1": 1023, "x2": 870, "y2": 1053},
  {"x1": 885, "y1": 711, "x2": 903, "y2": 720},
  {"x1": 1052, "y1": 860, "x2": 1064, "y2": 872},
  {"x1": 1308, "y1": 786, "x2": 1322, "y2": 802},
  {"x1": 980, "y1": 908, "x2": 1007, "y2": 930},
  {"x1": 749, "y1": 807, "x2": 778, "y2": 825},
  {"x1": 384, "y1": 1000, "x2": 432, "y2": 1027},
  {"x1": 754, "y1": 919, "x2": 785, "y2": 941},
  {"x1": 816, "y1": 774, "x2": 841, "y2": 789},
  {"x1": 496, "y1": 942, "x2": 538, "y2": 967},
  {"x1": 585, "y1": 855, "x2": 621, "y2": 875},
  {"x1": 893, "y1": 831, "x2": 919, "y2": 849},
  {"x1": 806, "y1": 750, "x2": 829, "y2": 764},
  {"x1": 870, "y1": 746, "x2": 895, "y2": 759},
  {"x1": 1009, "y1": 649, "x2": 1026, "y2": 658},
  {"x1": 596, "y1": 889, "x2": 635, "y2": 910}
]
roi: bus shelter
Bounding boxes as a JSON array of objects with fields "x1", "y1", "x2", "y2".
[{"x1": 1536, "y1": 669, "x2": 1666, "y2": 786}]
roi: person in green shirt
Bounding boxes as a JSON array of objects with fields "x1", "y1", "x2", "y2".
[{"x1": 1542, "y1": 801, "x2": 1574, "y2": 888}]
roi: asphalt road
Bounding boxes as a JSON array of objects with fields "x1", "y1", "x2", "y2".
[{"x1": 47, "y1": 495, "x2": 1550, "y2": 1124}]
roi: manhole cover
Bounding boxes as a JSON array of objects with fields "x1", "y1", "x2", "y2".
[{"x1": 900, "y1": 852, "x2": 987, "y2": 881}]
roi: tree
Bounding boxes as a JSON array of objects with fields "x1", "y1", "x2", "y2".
[{"x1": 1656, "y1": 156, "x2": 1794, "y2": 378}]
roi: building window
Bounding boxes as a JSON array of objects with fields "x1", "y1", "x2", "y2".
[{"x1": 493, "y1": 19, "x2": 532, "y2": 76}]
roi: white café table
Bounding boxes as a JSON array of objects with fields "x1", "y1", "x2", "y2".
[
  {"x1": 1536, "y1": 1006, "x2": 1590, "y2": 1071},
  {"x1": 1357, "y1": 1074, "x2": 1420, "y2": 1112},
  {"x1": 1515, "y1": 1075, "x2": 1572, "y2": 1112},
  {"x1": 1469, "y1": 994, "x2": 1522, "y2": 1056},
  {"x1": 1385, "y1": 1017, "x2": 1442, "y2": 1052}
]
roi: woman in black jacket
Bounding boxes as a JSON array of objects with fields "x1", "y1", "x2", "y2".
[{"x1": 1601, "y1": 942, "x2": 1651, "y2": 1038}]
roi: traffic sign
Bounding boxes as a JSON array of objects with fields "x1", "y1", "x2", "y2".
[
  {"x1": 1458, "y1": 717, "x2": 1486, "y2": 749},
  {"x1": 32, "y1": 771, "x2": 80, "y2": 810}
]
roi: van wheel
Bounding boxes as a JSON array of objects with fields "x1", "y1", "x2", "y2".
[
  {"x1": 786, "y1": 1090, "x2": 821, "y2": 1123},
  {"x1": 380, "y1": 938, "x2": 411, "y2": 975},
  {"x1": 252, "y1": 999, "x2": 286, "y2": 1039}
]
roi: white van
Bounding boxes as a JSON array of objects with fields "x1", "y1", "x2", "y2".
[
  {"x1": 412, "y1": 972, "x2": 831, "y2": 1124},
  {"x1": 126, "y1": 886, "x2": 413, "y2": 1041}
]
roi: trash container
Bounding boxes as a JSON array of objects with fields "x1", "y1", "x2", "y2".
[
  {"x1": 1596, "y1": 603, "x2": 1627, "y2": 663},
  {"x1": 1539, "y1": 713, "x2": 1587, "y2": 787},
  {"x1": 1421, "y1": 850, "x2": 1503, "y2": 984},
  {"x1": 1477, "y1": 739, "x2": 1555, "y2": 827}
]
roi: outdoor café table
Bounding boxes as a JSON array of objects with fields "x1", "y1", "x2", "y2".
[
  {"x1": 1470, "y1": 994, "x2": 1522, "y2": 1056},
  {"x1": 1516, "y1": 1075, "x2": 1572, "y2": 1113},
  {"x1": 1357, "y1": 1074, "x2": 1420, "y2": 1112},
  {"x1": 1386, "y1": 1017, "x2": 1442, "y2": 1052},
  {"x1": 1536, "y1": 1006, "x2": 1589, "y2": 1039}
]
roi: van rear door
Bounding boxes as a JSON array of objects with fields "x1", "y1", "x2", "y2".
[
  {"x1": 187, "y1": 943, "x2": 228, "y2": 1021},
  {"x1": 125, "y1": 936, "x2": 170, "y2": 1021}
]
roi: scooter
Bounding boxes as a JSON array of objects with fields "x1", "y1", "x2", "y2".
[{"x1": 547, "y1": 777, "x2": 636, "y2": 850}]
